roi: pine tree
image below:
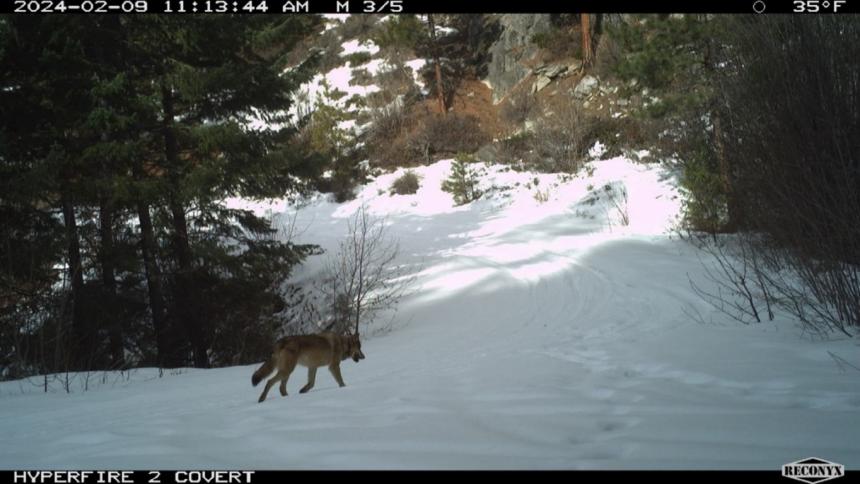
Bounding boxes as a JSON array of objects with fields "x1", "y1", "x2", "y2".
[
  {"x1": 1, "y1": 16, "x2": 112, "y2": 370},
  {"x1": 2, "y1": 15, "x2": 325, "y2": 372},
  {"x1": 441, "y1": 157, "x2": 482, "y2": 206},
  {"x1": 610, "y1": 15, "x2": 735, "y2": 231},
  {"x1": 304, "y1": 80, "x2": 361, "y2": 202},
  {"x1": 120, "y1": 15, "x2": 323, "y2": 367}
]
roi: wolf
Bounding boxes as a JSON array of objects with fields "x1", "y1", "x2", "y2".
[{"x1": 251, "y1": 332, "x2": 365, "y2": 403}]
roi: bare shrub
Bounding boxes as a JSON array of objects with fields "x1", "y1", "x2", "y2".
[
  {"x1": 495, "y1": 132, "x2": 534, "y2": 168},
  {"x1": 366, "y1": 98, "x2": 413, "y2": 168},
  {"x1": 500, "y1": 89, "x2": 536, "y2": 132},
  {"x1": 690, "y1": 16, "x2": 860, "y2": 336},
  {"x1": 585, "y1": 116, "x2": 644, "y2": 160},
  {"x1": 407, "y1": 112, "x2": 489, "y2": 164},
  {"x1": 685, "y1": 233, "x2": 775, "y2": 327},
  {"x1": 529, "y1": 97, "x2": 594, "y2": 173},
  {"x1": 318, "y1": 206, "x2": 416, "y2": 335},
  {"x1": 390, "y1": 171, "x2": 421, "y2": 195},
  {"x1": 605, "y1": 184, "x2": 629, "y2": 227},
  {"x1": 686, "y1": 229, "x2": 859, "y2": 338},
  {"x1": 533, "y1": 188, "x2": 550, "y2": 204}
]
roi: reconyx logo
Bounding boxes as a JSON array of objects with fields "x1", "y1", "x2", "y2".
[{"x1": 782, "y1": 457, "x2": 845, "y2": 484}]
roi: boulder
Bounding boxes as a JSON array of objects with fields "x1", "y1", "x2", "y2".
[
  {"x1": 484, "y1": 14, "x2": 552, "y2": 104},
  {"x1": 574, "y1": 75, "x2": 600, "y2": 99},
  {"x1": 543, "y1": 64, "x2": 567, "y2": 79},
  {"x1": 532, "y1": 75, "x2": 552, "y2": 93}
]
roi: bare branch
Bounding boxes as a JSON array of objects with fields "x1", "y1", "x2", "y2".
[{"x1": 317, "y1": 205, "x2": 418, "y2": 336}]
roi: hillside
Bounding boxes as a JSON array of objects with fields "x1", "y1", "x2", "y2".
[
  {"x1": 2, "y1": 158, "x2": 859, "y2": 469},
  {"x1": 2, "y1": 13, "x2": 859, "y2": 471}
]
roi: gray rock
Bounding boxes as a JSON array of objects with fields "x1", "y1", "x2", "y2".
[
  {"x1": 484, "y1": 14, "x2": 552, "y2": 104},
  {"x1": 543, "y1": 64, "x2": 567, "y2": 79},
  {"x1": 573, "y1": 75, "x2": 600, "y2": 99},
  {"x1": 532, "y1": 75, "x2": 552, "y2": 93},
  {"x1": 599, "y1": 84, "x2": 618, "y2": 96},
  {"x1": 616, "y1": 98, "x2": 630, "y2": 107}
]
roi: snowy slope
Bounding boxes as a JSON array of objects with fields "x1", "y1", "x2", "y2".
[
  {"x1": 289, "y1": 35, "x2": 426, "y2": 134},
  {"x1": 2, "y1": 158, "x2": 859, "y2": 470}
]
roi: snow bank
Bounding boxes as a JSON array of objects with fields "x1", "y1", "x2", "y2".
[{"x1": 3, "y1": 157, "x2": 858, "y2": 470}]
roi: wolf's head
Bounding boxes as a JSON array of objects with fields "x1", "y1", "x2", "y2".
[{"x1": 343, "y1": 334, "x2": 365, "y2": 362}]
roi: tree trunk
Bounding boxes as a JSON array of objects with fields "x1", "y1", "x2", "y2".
[
  {"x1": 98, "y1": 196, "x2": 125, "y2": 367},
  {"x1": 703, "y1": 35, "x2": 741, "y2": 231},
  {"x1": 427, "y1": 15, "x2": 447, "y2": 115},
  {"x1": 168, "y1": 198, "x2": 207, "y2": 368},
  {"x1": 162, "y1": 83, "x2": 209, "y2": 368},
  {"x1": 712, "y1": 113, "x2": 742, "y2": 230},
  {"x1": 581, "y1": 14, "x2": 594, "y2": 67},
  {"x1": 134, "y1": 195, "x2": 174, "y2": 366},
  {"x1": 61, "y1": 195, "x2": 86, "y2": 370}
]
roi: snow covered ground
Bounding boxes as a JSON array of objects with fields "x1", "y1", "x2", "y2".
[{"x1": 2, "y1": 158, "x2": 859, "y2": 470}]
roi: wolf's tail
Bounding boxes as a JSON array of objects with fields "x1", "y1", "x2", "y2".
[{"x1": 251, "y1": 357, "x2": 275, "y2": 386}]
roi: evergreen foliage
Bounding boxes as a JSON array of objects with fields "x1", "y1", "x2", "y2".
[
  {"x1": 302, "y1": 81, "x2": 363, "y2": 203},
  {"x1": 441, "y1": 155, "x2": 483, "y2": 206},
  {"x1": 0, "y1": 15, "x2": 324, "y2": 374},
  {"x1": 609, "y1": 15, "x2": 730, "y2": 231},
  {"x1": 372, "y1": 15, "x2": 425, "y2": 55}
]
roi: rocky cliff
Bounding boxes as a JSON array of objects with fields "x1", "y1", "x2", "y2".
[{"x1": 483, "y1": 14, "x2": 552, "y2": 104}]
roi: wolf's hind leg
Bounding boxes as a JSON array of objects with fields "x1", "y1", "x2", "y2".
[
  {"x1": 259, "y1": 358, "x2": 296, "y2": 402},
  {"x1": 258, "y1": 375, "x2": 279, "y2": 402}
]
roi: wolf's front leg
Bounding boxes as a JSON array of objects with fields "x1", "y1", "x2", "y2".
[{"x1": 329, "y1": 363, "x2": 346, "y2": 388}]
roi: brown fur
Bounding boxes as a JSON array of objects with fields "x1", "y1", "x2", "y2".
[{"x1": 251, "y1": 332, "x2": 365, "y2": 403}]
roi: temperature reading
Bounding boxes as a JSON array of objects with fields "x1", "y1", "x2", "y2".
[{"x1": 793, "y1": 0, "x2": 847, "y2": 11}]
